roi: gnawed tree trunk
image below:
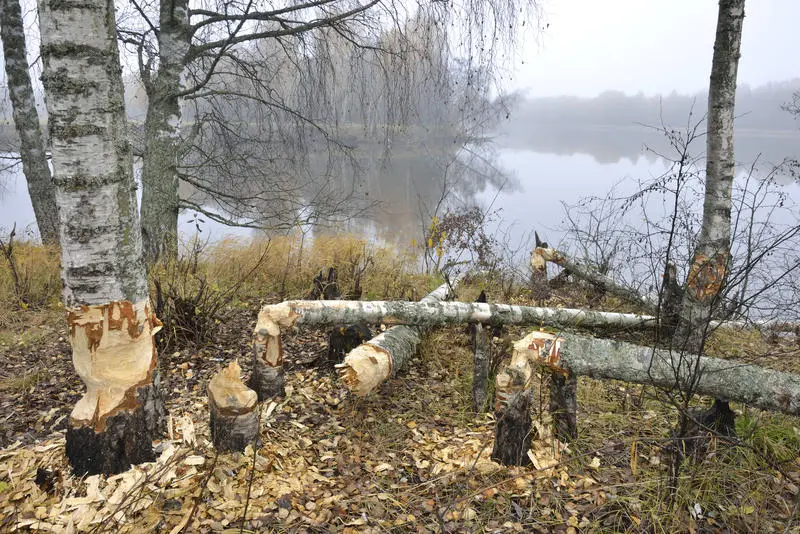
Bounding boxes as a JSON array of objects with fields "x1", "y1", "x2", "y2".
[
  {"x1": 0, "y1": 0, "x2": 58, "y2": 244},
  {"x1": 250, "y1": 306, "x2": 293, "y2": 401},
  {"x1": 254, "y1": 299, "x2": 658, "y2": 331},
  {"x1": 337, "y1": 276, "x2": 462, "y2": 396},
  {"x1": 529, "y1": 232, "x2": 550, "y2": 303},
  {"x1": 208, "y1": 360, "x2": 259, "y2": 452},
  {"x1": 672, "y1": 0, "x2": 745, "y2": 431},
  {"x1": 139, "y1": 0, "x2": 190, "y2": 263},
  {"x1": 519, "y1": 332, "x2": 800, "y2": 417},
  {"x1": 39, "y1": 0, "x2": 166, "y2": 475},
  {"x1": 491, "y1": 332, "x2": 557, "y2": 465},
  {"x1": 537, "y1": 247, "x2": 658, "y2": 313}
]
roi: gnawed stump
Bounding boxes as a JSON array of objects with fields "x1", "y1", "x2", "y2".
[
  {"x1": 491, "y1": 332, "x2": 536, "y2": 466},
  {"x1": 65, "y1": 300, "x2": 166, "y2": 476},
  {"x1": 550, "y1": 372, "x2": 578, "y2": 442},
  {"x1": 208, "y1": 360, "x2": 260, "y2": 452},
  {"x1": 530, "y1": 232, "x2": 551, "y2": 303}
]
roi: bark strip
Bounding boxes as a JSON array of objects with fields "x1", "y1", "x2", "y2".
[
  {"x1": 337, "y1": 276, "x2": 462, "y2": 396},
  {"x1": 208, "y1": 360, "x2": 259, "y2": 452}
]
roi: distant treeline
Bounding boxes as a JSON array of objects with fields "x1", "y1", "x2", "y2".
[
  {"x1": 497, "y1": 80, "x2": 800, "y2": 165},
  {"x1": 503, "y1": 80, "x2": 799, "y2": 134}
]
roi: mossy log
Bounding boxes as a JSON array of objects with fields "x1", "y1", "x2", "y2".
[{"x1": 208, "y1": 361, "x2": 259, "y2": 452}]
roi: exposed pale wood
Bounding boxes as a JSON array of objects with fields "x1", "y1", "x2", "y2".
[
  {"x1": 491, "y1": 331, "x2": 558, "y2": 465},
  {"x1": 337, "y1": 276, "x2": 462, "y2": 396},
  {"x1": 530, "y1": 233, "x2": 550, "y2": 302},
  {"x1": 208, "y1": 361, "x2": 259, "y2": 452}
]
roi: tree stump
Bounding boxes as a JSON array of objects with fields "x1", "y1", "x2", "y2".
[
  {"x1": 530, "y1": 232, "x2": 551, "y2": 303},
  {"x1": 549, "y1": 372, "x2": 578, "y2": 442},
  {"x1": 208, "y1": 360, "x2": 260, "y2": 452},
  {"x1": 491, "y1": 332, "x2": 536, "y2": 466}
]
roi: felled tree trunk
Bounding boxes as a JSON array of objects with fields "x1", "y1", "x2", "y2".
[
  {"x1": 208, "y1": 361, "x2": 259, "y2": 452},
  {"x1": 337, "y1": 276, "x2": 462, "y2": 396},
  {"x1": 255, "y1": 299, "x2": 658, "y2": 331},
  {"x1": 522, "y1": 332, "x2": 800, "y2": 417},
  {"x1": 536, "y1": 247, "x2": 658, "y2": 313},
  {"x1": 39, "y1": 0, "x2": 166, "y2": 475}
]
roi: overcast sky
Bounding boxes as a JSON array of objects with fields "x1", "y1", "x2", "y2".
[{"x1": 510, "y1": 0, "x2": 800, "y2": 98}]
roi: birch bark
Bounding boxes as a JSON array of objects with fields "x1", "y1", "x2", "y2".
[
  {"x1": 0, "y1": 0, "x2": 58, "y2": 244},
  {"x1": 672, "y1": 0, "x2": 745, "y2": 425},
  {"x1": 38, "y1": 0, "x2": 166, "y2": 474},
  {"x1": 139, "y1": 0, "x2": 190, "y2": 262}
]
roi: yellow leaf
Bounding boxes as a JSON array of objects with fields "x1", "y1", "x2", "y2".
[
  {"x1": 741, "y1": 505, "x2": 755, "y2": 515},
  {"x1": 630, "y1": 440, "x2": 639, "y2": 476}
]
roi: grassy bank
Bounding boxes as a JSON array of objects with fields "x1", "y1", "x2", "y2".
[{"x1": 1, "y1": 234, "x2": 799, "y2": 532}]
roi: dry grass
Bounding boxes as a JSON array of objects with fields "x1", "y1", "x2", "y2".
[{"x1": 1, "y1": 234, "x2": 800, "y2": 531}]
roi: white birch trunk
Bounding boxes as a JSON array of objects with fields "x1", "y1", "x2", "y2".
[
  {"x1": 671, "y1": 0, "x2": 745, "y2": 429},
  {"x1": 0, "y1": 0, "x2": 58, "y2": 244},
  {"x1": 38, "y1": 0, "x2": 165, "y2": 475},
  {"x1": 673, "y1": 0, "x2": 744, "y2": 353},
  {"x1": 254, "y1": 299, "x2": 659, "y2": 331},
  {"x1": 140, "y1": 0, "x2": 190, "y2": 262}
]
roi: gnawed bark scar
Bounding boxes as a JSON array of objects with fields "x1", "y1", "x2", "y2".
[
  {"x1": 687, "y1": 252, "x2": 727, "y2": 303},
  {"x1": 68, "y1": 299, "x2": 161, "y2": 430}
]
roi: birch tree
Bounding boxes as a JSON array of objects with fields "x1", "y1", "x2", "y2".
[
  {"x1": 0, "y1": 0, "x2": 58, "y2": 244},
  {"x1": 672, "y1": 0, "x2": 745, "y2": 425},
  {"x1": 119, "y1": 0, "x2": 534, "y2": 262},
  {"x1": 38, "y1": 0, "x2": 165, "y2": 474}
]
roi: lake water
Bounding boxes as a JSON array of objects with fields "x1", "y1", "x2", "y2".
[{"x1": 2, "y1": 126, "x2": 799, "y2": 257}]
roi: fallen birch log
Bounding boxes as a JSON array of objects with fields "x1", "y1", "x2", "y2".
[
  {"x1": 536, "y1": 247, "x2": 658, "y2": 313},
  {"x1": 518, "y1": 332, "x2": 800, "y2": 417},
  {"x1": 254, "y1": 299, "x2": 658, "y2": 331},
  {"x1": 208, "y1": 361, "x2": 259, "y2": 452},
  {"x1": 337, "y1": 275, "x2": 463, "y2": 396}
]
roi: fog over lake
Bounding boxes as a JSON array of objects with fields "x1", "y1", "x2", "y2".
[{"x1": 2, "y1": 86, "x2": 799, "y2": 254}]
